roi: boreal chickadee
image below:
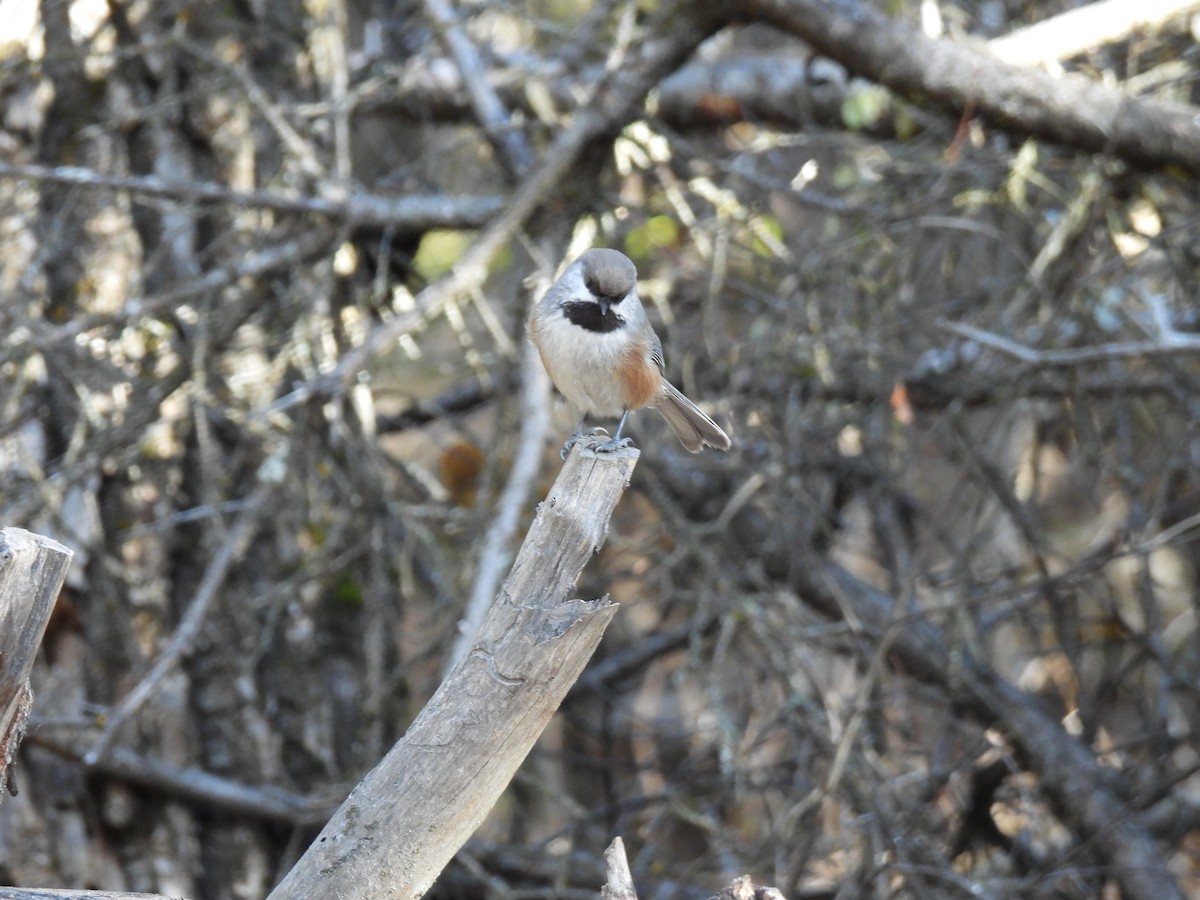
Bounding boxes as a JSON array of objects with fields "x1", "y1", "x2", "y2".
[{"x1": 528, "y1": 249, "x2": 731, "y2": 455}]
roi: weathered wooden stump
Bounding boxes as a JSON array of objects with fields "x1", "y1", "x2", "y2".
[{"x1": 0, "y1": 527, "x2": 73, "y2": 802}]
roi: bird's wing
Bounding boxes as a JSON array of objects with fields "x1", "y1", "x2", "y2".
[{"x1": 650, "y1": 333, "x2": 665, "y2": 373}]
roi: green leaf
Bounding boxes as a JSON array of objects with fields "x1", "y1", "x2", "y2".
[
  {"x1": 333, "y1": 576, "x2": 364, "y2": 607},
  {"x1": 413, "y1": 230, "x2": 475, "y2": 281},
  {"x1": 841, "y1": 85, "x2": 889, "y2": 131},
  {"x1": 624, "y1": 215, "x2": 681, "y2": 261}
]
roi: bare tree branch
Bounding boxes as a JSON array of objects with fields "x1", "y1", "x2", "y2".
[
  {"x1": 941, "y1": 320, "x2": 1200, "y2": 365},
  {"x1": 601, "y1": 836, "x2": 638, "y2": 900},
  {"x1": 2, "y1": 229, "x2": 335, "y2": 361},
  {"x1": 800, "y1": 562, "x2": 1185, "y2": 900},
  {"x1": 0, "y1": 529, "x2": 72, "y2": 801},
  {"x1": 0, "y1": 162, "x2": 505, "y2": 231},
  {"x1": 28, "y1": 728, "x2": 331, "y2": 826},
  {"x1": 989, "y1": 0, "x2": 1200, "y2": 66},
  {"x1": 743, "y1": 0, "x2": 1200, "y2": 173},
  {"x1": 268, "y1": 445, "x2": 637, "y2": 900},
  {"x1": 423, "y1": 0, "x2": 536, "y2": 177}
]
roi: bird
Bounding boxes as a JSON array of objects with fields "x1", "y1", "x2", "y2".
[{"x1": 528, "y1": 248, "x2": 731, "y2": 456}]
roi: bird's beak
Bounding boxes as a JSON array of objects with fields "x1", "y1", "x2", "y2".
[{"x1": 598, "y1": 297, "x2": 610, "y2": 316}]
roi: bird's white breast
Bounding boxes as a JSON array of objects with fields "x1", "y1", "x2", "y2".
[{"x1": 537, "y1": 317, "x2": 634, "y2": 417}]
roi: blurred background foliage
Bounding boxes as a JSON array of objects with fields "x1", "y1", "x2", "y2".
[{"x1": 1, "y1": 0, "x2": 1199, "y2": 897}]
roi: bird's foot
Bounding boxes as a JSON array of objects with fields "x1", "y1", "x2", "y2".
[
  {"x1": 588, "y1": 435, "x2": 633, "y2": 454},
  {"x1": 560, "y1": 427, "x2": 610, "y2": 461}
]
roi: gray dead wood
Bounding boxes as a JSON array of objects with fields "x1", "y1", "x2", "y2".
[
  {"x1": 268, "y1": 445, "x2": 637, "y2": 900},
  {"x1": 743, "y1": 0, "x2": 1200, "y2": 175},
  {"x1": 601, "y1": 836, "x2": 638, "y2": 900},
  {"x1": 0, "y1": 527, "x2": 73, "y2": 802},
  {"x1": 0, "y1": 163, "x2": 505, "y2": 232},
  {"x1": 0, "y1": 893, "x2": 168, "y2": 900},
  {"x1": 706, "y1": 876, "x2": 788, "y2": 899}
]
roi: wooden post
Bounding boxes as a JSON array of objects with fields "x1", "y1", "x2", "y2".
[
  {"x1": 602, "y1": 837, "x2": 638, "y2": 900},
  {"x1": 0, "y1": 527, "x2": 73, "y2": 802},
  {"x1": 268, "y1": 445, "x2": 638, "y2": 900}
]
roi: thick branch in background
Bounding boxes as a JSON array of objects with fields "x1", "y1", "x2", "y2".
[
  {"x1": 654, "y1": 56, "x2": 849, "y2": 129},
  {"x1": 355, "y1": 1, "x2": 1200, "y2": 158},
  {"x1": 988, "y1": 0, "x2": 1200, "y2": 66},
  {"x1": 744, "y1": 0, "x2": 1200, "y2": 174},
  {"x1": 0, "y1": 528, "x2": 73, "y2": 800},
  {"x1": 268, "y1": 446, "x2": 638, "y2": 900}
]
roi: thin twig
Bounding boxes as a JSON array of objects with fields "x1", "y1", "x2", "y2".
[
  {"x1": 0, "y1": 162, "x2": 504, "y2": 230},
  {"x1": 1133, "y1": 510, "x2": 1200, "y2": 556},
  {"x1": 375, "y1": 376, "x2": 503, "y2": 433},
  {"x1": 31, "y1": 727, "x2": 332, "y2": 825},
  {"x1": 572, "y1": 614, "x2": 718, "y2": 693},
  {"x1": 173, "y1": 35, "x2": 327, "y2": 179},
  {"x1": 940, "y1": 320, "x2": 1200, "y2": 366},
  {"x1": 83, "y1": 472, "x2": 282, "y2": 765},
  {"x1": 2, "y1": 229, "x2": 335, "y2": 362},
  {"x1": 323, "y1": 0, "x2": 353, "y2": 184}
]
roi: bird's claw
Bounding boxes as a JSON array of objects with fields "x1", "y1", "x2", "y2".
[
  {"x1": 589, "y1": 435, "x2": 633, "y2": 454},
  {"x1": 560, "y1": 427, "x2": 609, "y2": 460}
]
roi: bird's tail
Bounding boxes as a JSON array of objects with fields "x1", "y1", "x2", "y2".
[{"x1": 653, "y1": 381, "x2": 731, "y2": 453}]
